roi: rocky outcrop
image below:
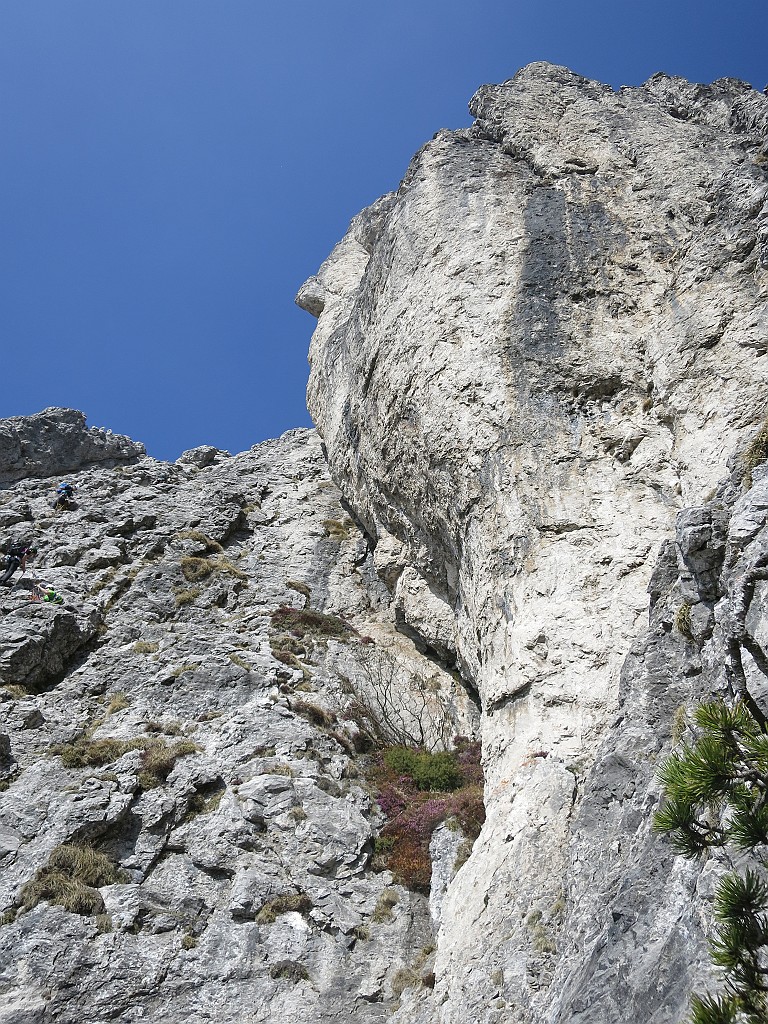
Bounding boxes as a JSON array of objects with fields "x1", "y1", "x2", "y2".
[
  {"x1": 4, "y1": 63, "x2": 768, "y2": 1024},
  {"x1": 0, "y1": 408, "x2": 144, "y2": 485},
  {"x1": 301, "y1": 63, "x2": 768, "y2": 1022}
]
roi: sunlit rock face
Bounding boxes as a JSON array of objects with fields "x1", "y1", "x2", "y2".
[
  {"x1": 302, "y1": 63, "x2": 768, "y2": 1023},
  {"x1": 0, "y1": 412, "x2": 475, "y2": 1023},
  {"x1": 3, "y1": 63, "x2": 768, "y2": 1024},
  {"x1": 0, "y1": 407, "x2": 145, "y2": 485}
]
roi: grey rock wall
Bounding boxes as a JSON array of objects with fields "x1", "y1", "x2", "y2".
[
  {"x1": 0, "y1": 418, "x2": 473, "y2": 1024},
  {"x1": 0, "y1": 408, "x2": 145, "y2": 485},
  {"x1": 300, "y1": 63, "x2": 768, "y2": 1023}
]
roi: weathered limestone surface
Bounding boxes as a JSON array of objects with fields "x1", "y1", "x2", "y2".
[
  {"x1": 0, "y1": 413, "x2": 472, "y2": 1023},
  {"x1": 0, "y1": 408, "x2": 145, "y2": 485},
  {"x1": 301, "y1": 64, "x2": 768, "y2": 1022}
]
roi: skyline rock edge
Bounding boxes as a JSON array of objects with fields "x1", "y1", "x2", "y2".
[{"x1": 2, "y1": 62, "x2": 768, "y2": 1023}]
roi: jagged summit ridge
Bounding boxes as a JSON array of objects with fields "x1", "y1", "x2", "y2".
[{"x1": 0, "y1": 408, "x2": 146, "y2": 485}]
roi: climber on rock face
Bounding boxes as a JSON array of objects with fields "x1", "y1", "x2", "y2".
[
  {"x1": 0, "y1": 544, "x2": 36, "y2": 586},
  {"x1": 53, "y1": 482, "x2": 77, "y2": 511},
  {"x1": 29, "y1": 584, "x2": 63, "y2": 605}
]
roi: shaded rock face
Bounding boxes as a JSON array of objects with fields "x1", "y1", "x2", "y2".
[
  {"x1": 0, "y1": 413, "x2": 474, "y2": 1023},
  {"x1": 301, "y1": 64, "x2": 768, "y2": 1022},
  {"x1": 0, "y1": 408, "x2": 145, "y2": 485}
]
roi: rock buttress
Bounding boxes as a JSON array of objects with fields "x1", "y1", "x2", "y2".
[{"x1": 300, "y1": 62, "x2": 768, "y2": 1023}]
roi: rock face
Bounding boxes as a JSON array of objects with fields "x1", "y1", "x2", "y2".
[
  {"x1": 301, "y1": 64, "x2": 768, "y2": 1022},
  {"x1": 3, "y1": 64, "x2": 768, "y2": 1024},
  {"x1": 0, "y1": 408, "x2": 145, "y2": 485},
  {"x1": 0, "y1": 413, "x2": 473, "y2": 1023}
]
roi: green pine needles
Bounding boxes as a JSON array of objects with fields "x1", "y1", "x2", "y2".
[{"x1": 654, "y1": 699, "x2": 768, "y2": 1023}]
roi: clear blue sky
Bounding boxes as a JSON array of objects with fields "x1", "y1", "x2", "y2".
[{"x1": 1, "y1": 1, "x2": 765, "y2": 460}]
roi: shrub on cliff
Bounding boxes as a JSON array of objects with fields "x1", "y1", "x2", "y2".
[
  {"x1": 654, "y1": 699, "x2": 768, "y2": 1023},
  {"x1": 383, "y1": 747, "x2": 462, "y2": 791},
  {"x1": 371, "y1": 738, "x2": 484, "y2": 892},
  {"x1": 343, "y1": 648, "x2": 453, "y2": 751}
]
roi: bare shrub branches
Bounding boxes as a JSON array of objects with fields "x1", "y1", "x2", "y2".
[{"x1": 345, "y1": 647, "x2": 453, "y2": 752}]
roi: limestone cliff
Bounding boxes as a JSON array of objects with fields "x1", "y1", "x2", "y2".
[
  {"x1": 0, "y1": 418, "x2": 474, "y2": 1022},
  {"x1": 2, "y1": 63, "x2": 768, "y2": 1024},
  {"x1": 299, "y1": 63, "x2": 768, "y2": 1022}
]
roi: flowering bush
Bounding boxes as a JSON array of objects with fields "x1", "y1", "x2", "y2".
[{"x1": 371, "y1": 739, "x2": 484, "y2": 892}]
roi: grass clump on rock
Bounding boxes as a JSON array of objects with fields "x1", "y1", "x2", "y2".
[
  {"x1": 175, "y1": 530, "x2": 223, "y2": 553},
  {"x1": 256, "y1": 892, "x2": 313, "y2": 924},
  {"x1": 290, "y1": 698, "x2": 336, "y2": 728},
  {"x1": 105, "y1": 692, "x2": 131, "y2": 715},
  {"x1": 133, "y1": 640, "x2": 159, "y2": 654},
  {"x1": 322, "y1": 518, "x2": 351, "y2": 541},
  {"x1": 59, "y1": 734, "x2": 199, "y2": 790},
  {"x1": 20, "y1": 844, "x2": 125, "y2": 917},
  {"x1": 2, "y1": 684, "x2": 30, "y2": 700},
  {"x1": 371, "y1": 887, "x2": 400, "y2": 924},
  {"x1": 180, "y1": 556, "x2": 215, "y2": 583},
  {"x1": 59, "y1": 736, "x2": 146, "y2": 768},
  {"x1": 137, "y1": 739, "x2": 199, "y2": 790},
  {"x1": 174, "y1": 586, "x2": 201, "y2": 607},
  {"x1": 270, "y1": 606, "x2": 358, "y2": 642},
  {"x1": 391, "y1": 966, "x2": 422, "y2": 998},
  {"x1": 743, "y1": 418, "x2": 768, "y2": 488},
  {"x1": 180, "y1": 554, "x2": 248, "y2": 584},
  {"x1": 674, "y1": 601, "x2": 693, "y2": 640},
  {"x1": 269, "y1": 960, "x2": 310, "y2": 983},
  {"x1": 185, "y1": 780, "x2": 226, "y2": 820},
  {"x1": 285, "y1": 579, "x2": 311, "y2": 605}
]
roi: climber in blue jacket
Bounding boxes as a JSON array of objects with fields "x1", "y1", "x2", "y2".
[{"x1": 53, "y1": 482, "x2": 77, "y2": 511}]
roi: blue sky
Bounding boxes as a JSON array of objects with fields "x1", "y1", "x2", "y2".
[{"x1": 1, "y1": 1, "x2": 765, "y2": 461}]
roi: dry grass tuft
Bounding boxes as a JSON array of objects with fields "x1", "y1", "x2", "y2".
[
  {"x1": 743, "y1": 418, "x2": 768, "y2": 488},
  {"x1": 256, "y1": 893, "x2": 313, "y2": 924},
  {"x1": 371, "y1": 888, "x2": 400, "y2": 924},
  {"x1": 137, "y1": 739, "x2": 199, "y2": 790},
  {"x1": 133, "y1": 641, "x2": 159, "y2": 654},
  {"x1": 105, "y1": 692, "x2": 130, "y2": 714},
  {"x1": 174, "y1": 587, "x2": 201, "y2": 607},
  {"x1": 269, "y1": 960, "x2": 309, "y2": 983},
  {"x1": 59, "y1": 736, "x2": 147, "y2": 768},
  {"x1": 322, "y1": 519, "x2": 351, "y2": 541},
  {"x1": 180, "y1": 556, "x2": 215, "y2": 583},
  {"x1": 19, "y1": 844, "x2": 125, "y2": 917},
  {"x1": 175, "y1": 530, "x2": 223, "y2": 554},
  {"x1": 674, "y1": 601, "x2": 693, "y2": 640}
]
